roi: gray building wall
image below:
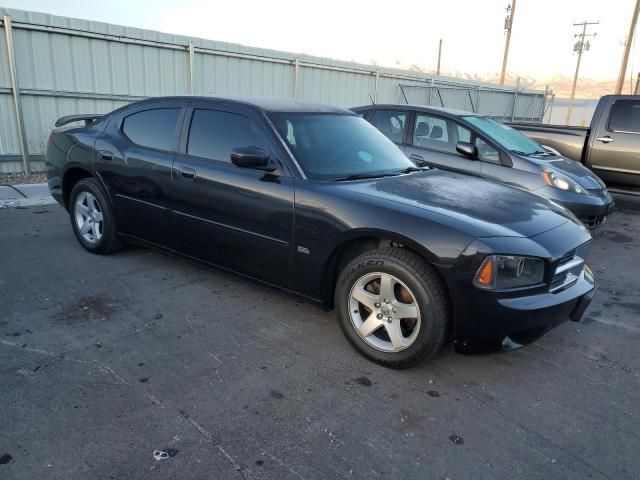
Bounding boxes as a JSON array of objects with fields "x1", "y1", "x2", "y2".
[{"x1": 0, "y1": 8, "x2": 547, "y2": 173}]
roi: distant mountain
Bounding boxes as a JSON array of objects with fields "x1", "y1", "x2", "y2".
[{"x1": 399, "y1": 64, "x2": 634, "y2": 99}]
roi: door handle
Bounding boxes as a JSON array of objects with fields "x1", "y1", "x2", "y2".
[
  {"x1": 99, "y1": 151, "x2": 113, "y2": 161},
  {"x1": 175, "y1": 166, "x2": 196, "y2": 181},
  {"x1": 595, "y1": 136, "x2": 614, "y2": 144}
]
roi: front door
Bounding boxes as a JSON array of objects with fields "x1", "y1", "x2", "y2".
[{"x1": 169, "y1": 104, "x2": 295, "y2": 287}]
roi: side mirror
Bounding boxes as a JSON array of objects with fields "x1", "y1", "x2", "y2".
[
  {"x1": 456, "y1": 141, "x2": 478, "y2": 159},
  {"x1": 230, "y1": 146, "x2": 274, "y2": 171}
]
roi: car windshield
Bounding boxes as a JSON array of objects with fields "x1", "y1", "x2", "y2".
[
  {"x1": 463, "y1": 115, "x2": 546, "y2": 156},
  {"x1": 269, "y1": 113, "x2": 415, "y2": 180}
]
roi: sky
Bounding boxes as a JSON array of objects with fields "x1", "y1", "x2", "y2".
[{"x1": 2, "y1": 0, "x2": 638, "y2": 97}]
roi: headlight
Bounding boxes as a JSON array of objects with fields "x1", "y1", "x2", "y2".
[
  {"x1": 474, "y1": 255, "x2": 545, "y2": 290},
  {"x1": 541, "y1": 167, "x2": 585, "y2": 194}
]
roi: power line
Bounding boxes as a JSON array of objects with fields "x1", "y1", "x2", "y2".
[{"x1": 566, "y1": 20, "x2": 598, "y2": 125}]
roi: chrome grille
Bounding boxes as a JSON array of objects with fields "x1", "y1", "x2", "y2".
[{"x1": 550, "y1": 248, "x2": 585, "y2": 293}]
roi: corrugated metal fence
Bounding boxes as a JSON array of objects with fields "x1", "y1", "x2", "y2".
[{"x1": 0, "y1": 7, "x2": 547, "y2": 174}]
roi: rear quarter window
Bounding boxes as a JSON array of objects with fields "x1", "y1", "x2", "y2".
[{"x1": 121, "y1": 108, "x2": 180, "y2": 151}]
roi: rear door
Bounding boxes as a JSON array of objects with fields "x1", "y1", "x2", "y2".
[
  {"x1": 94, "y1": 101, "x2": 186, "y2": 243},
  {"x1": 589, "y1": 98, "x2": 640, "y2": 187},
  {"x1": 404, "y1": 112, "x2": 481, "y2": 175},
  {"x1": 168, "y1": 102, "x2": 295, "y2": 286}
]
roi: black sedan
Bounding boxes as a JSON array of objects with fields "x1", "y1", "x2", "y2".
[
  {"x1": 46, "y1": 96, "x2": 596, "y2": 368},
  {"x1": 352, "y1": 104, "x2": 614, "y2": 229}
]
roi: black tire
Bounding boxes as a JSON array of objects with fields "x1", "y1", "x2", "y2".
[
  {"x1": 68, "y1": 178, "x2": 121, "y2": 254},
  {"x1": 335, "y1": 247, "x2": 450, "y2": 369}
]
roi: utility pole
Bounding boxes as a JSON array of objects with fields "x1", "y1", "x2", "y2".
[
  {"x1": 499, "y1": 0, "x2": 516, "y2": 85},
  {"x1": 615, "y1": 0, "x2": 640, "y2": 94},
  {"x1": 436, "y1": 39, "x2": 443, "y2": 76},
  {"x1": 566, "y1": 21, "x2": 598, "y2": 125}
]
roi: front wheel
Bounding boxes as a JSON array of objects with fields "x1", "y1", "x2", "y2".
[{"x1": 335, "y1": 248, "x2": 450, "y2": 369}]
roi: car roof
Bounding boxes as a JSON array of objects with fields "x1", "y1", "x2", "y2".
[
  {"x1": 123, "y1": 95, "x2": 354, "y2": 114},
  {"x1": 352, "y1": 104, "x2": 481, "y2": 118}
]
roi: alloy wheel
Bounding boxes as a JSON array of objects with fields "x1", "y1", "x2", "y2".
[{"x1": 348, "y1": 272, "x2": 421, "y2": 352}]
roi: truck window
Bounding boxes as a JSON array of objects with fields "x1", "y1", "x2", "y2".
[
  {"x1": 122, "y1": 108, "x2": 180, "y2": 151},
  {"x1": 608, "y1": 99, "x2": 640, "y2": 133},
  {"x1": 370, "y1": 110, "x2": 406, "y2": 144},
  {"x1": 187, "y1": 109, "x2": 268, "y2": 163}
]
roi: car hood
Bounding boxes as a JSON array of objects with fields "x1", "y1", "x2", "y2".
[
  {"x1": 523, "y1": 154, "x2": 606, "y2": 190},
  {"x1": 336, "y1": 170, "x2": 580, "y2": 238}
]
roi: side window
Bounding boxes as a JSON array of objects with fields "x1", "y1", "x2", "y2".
[
  {"x1": 475, "y1": 138, "x2": 501, "y2": 164},
  {"x1": 608, "y1": 99, "x2": 640, "y2": 133},
  {"x1": 413, "y1": 114, "x2": 453, "y2": 152},
  {"x1": 122, "y1": 108, "x2": 180, "y2": 151},
  {"x1": 187, "y1": 109, "x2": 268, "y2": 162},
  {"x1": 370, "y1": 110, "x2": 407, "y2": 143}
]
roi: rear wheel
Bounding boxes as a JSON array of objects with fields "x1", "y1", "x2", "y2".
[
  {"x1": 335, "y1": 248, "x2": 450, "y2": 368},
  {"x1": 69, "y1": 178, "x2": 121, "y2": 254}
]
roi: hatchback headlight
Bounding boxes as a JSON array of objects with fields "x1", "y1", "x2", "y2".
[
  {"x1": 474, "y1": 255, "x2": 545, "y2": 290},
  {"x1": 541, "y1": 167, "x2": 585, "y2": 194}
]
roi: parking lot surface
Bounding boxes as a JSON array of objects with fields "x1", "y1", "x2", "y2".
[{"x1": 1, "y1": 195, "x2": 639, "y2": 480}]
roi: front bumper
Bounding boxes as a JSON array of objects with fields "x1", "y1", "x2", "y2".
[
  {"x1": 536, "y1": 186, "x2": 614, "y2": 229},
  {"x1": 453, "y1": 267, "x2": 596, "y2": 353}
]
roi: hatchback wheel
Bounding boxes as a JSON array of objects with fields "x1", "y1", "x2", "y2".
[
  {"x1": 69, "y1": 178, "x2": 121, "y2": 254},
  {"x1": 335, "y1": 248, "x2": 450, "y2": 368}
]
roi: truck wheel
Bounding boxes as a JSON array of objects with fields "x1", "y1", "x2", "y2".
[
  {"x1": 69, "y1": 178, "x2": 121, "y2": 254},
  {"x1": 335, "y1": 248, "x2": 450, "y2": 369}
]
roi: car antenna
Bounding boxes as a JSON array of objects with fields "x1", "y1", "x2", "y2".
[{"x1": 369, "y1": 93, "x2": 375, "y2": 105}]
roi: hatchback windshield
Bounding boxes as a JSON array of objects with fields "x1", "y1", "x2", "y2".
[
  {"x1": 463, "y1": 116, "x2": 545, "y2": 156},
  {"x1": 269, "y1": 113, "x2": 414, "y2": 180}
]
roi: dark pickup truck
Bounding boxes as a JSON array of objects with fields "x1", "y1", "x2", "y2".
[{"x1": 510, "y1": 95, "x2": 640, "y2": 191}]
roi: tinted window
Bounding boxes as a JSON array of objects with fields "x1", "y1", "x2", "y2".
[
  {"x1": 187, "y1": 109, "x2": 267, "y2": 162},
  {"x1": 608, "y1": 99, "x2": 640, "y2": 133},
  {"x1": 122, "y1": 108, "x2": 180, "y2": 151},
  {"x1": 370, "y1": 110, "x2": 407, "y2": 143},
  {"x1": 269, "y1": 113, "x2": 413, "y2": 180}
]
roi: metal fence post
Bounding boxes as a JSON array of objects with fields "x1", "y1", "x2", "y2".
[
  {"x1": 510, "y1": 77, "x2": 520, "y2": 122},
  {"x1": 373, "y1": 69, "x2": 379, "y2": 104},
  {"x1": 3, "y1": 15, "x2": 30, "y2": 175},
  {"x1": 294, "y1": 58, "x2": 300, "y2": 99},
  {"x1": 428, "y1": 78, "x2": 434, "y2": 105},
  {"x1": 188, "y1": 42, "x2": 195, "y2": 94}
]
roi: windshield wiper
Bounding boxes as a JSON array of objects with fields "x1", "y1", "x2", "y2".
[
  {"x1": 397, "y1": 166, "x2": 429, "y2": 174},
  {"x1": 512, "y1": 149, "x2": 551, "y2": 156},
  {"x1": 333, "y1": 172, "x2": 400, "y2": 181}
]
